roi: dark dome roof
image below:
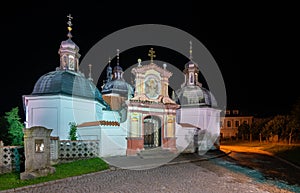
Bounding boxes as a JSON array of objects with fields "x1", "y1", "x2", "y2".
[
  {"x1": 175, "y1": 85, "x2": 217, "y2": 108},
  {"x1": 184, "y1": 60, "x2": 199, "y2": 69},
  {"x1": 60, "y1": 38, "x2": 79, "y2": 51},
  {"x1": 32, "y1": 70, "x2": 110, "y2": 110},
  {"x1": 113, "y1": 65, "x2": 123, "y2": 72},
  {"x1": 102, "y1": 79, "x2": 134, "y2": 98}
]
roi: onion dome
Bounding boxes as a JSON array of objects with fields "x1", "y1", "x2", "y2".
[
  {"x1": 32, "y1": 70, "x2": 110, "y2": 110},
  {"x1": 175, "y1": 85, "x2": 217, "y2": 107},
  {"x1": 102, "y1": 79, "x2": 134, "y2": 98},
  {"x1": 102, "y1": 49, "x2": 134, "y2": 99}
]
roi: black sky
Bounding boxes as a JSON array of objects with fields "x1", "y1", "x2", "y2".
[{"x1": 0, "y1": 1, "x2": 298, "y2": 120}]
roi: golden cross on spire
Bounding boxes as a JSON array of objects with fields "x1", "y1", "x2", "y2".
[
  {"x1": 116, "y1": 49, "x2": 120, "y2": 65},
  {"x1": 67, "y1": 14, "x2": 73, "y2": 28},
  {"x1": 189, "y1": 40, "x2": 193, "y2": 60},
  {"x1": 66, "y1": 14, "x2": 73, "y2": 38},
  {"x1": 148, "y1": 48, "x2": 156, "y2": 63}
]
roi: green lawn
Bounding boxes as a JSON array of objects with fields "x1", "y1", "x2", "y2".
[{"x1": 0, "y1": 157, "x2": 109, "y2": 191}]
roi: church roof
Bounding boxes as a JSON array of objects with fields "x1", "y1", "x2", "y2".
[
  {"x1": 60, "y1": 38, "x2": 79, "y2": 51},
  {"x1": 101, "y1": 79, "x2": 134, "y2": 98},
  {"x1": 113, "y1": 65, "x2": 123, "y2": 72},
  {"x1": 131, "y1": 63, "x2": 172, "y2": 78},
  {"x1": 32, "y1": 70, "x2": 110, "y2": 110},
  {"x1": 184, "y1": 60, "x2": 199, "y2": 69},
  {"x1": 175, "y1": 85, "x2": 217, "y2": 108},
  {"x1": 77, "y1": 120, "x2": 120, "y2": 127}
]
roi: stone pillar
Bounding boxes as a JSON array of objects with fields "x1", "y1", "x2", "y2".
[
  {"x1": 50, "y1": 136, "x2": 59, "y2": 165},
  {"x1": 126, "y1": 137, "x2": 144, "y2": 155},
  {"x1": 20, "y1": 126, "x2": 55, "y2": 180}
]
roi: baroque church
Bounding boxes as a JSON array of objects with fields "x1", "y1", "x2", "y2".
[{"x1": 22, "y1": 16, "x2": 221, "y2": 157}]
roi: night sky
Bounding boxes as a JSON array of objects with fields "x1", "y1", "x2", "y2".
[{"x1": 0, "y1": 2, "x2": 298, "y2": 121}]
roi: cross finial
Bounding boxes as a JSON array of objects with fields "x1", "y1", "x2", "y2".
[
  {"x1": 148, "y1": 48, "x2": 156, "y2": 63},
  {"x1": 189, "y1": 40, "x2": 193, "y2": 60},
  {"x1": 108, "y1": 57, "x2": 111, "y2": 66},
  {"x1": 116, "y1": 49, "x2": 120, "y2": 66},
  {"x1": 67, "y1": 14, "x2": 73, "y2": 31},
  {"x1": 88, "y1": 64, "x2": 93, "y2": 82},
  {"x1": 66, "y1": 14, "x2": 73, "y2": 38}
]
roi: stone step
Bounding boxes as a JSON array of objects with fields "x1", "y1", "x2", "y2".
[{"x1": 137, "y1": 148, "x2": 178, "y2": 159}]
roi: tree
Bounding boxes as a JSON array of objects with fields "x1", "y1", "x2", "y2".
[
  {"x1": 251, "y1": 117, "x2": 272, "y2": 142},
  {"x1": 68, "y1": 122, "x2": 77, "y2": 141},
  {"x1": 0, "y1": 116, "x2": 11, "y2": 145},
  {"x1": 238, "y1": 121, "x2": 250, "y2": 141},
  {"x1": 289, "y1": 97, "x2": 300, "y2": 144},
  {"x1": 286, "y1": 118, "x2": 299, "y2": 144},
  {"x1": 264, "y1": 115, "x2": 291, "y2": 143},
  {"x1": 291, "y1": 97, "x2": 300, "y2": 123},
  {"x1": 5, "y1": 107, "x2": 24, "y2": 146}
]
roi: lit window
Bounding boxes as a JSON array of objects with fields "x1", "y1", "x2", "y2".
[
  {"x1": 225, "y1": 110, "x2": 230, "y2": 115},
  {"x1": 227, "y1": 120, "x2": 231, "y2": 127},
  {"x1": 233, "y1": 110, "x2": 239, "y2": 115},
  {"x1": 68, "y1": 55, "x2": 75, "y2": 70},
  {"x1": 235, "y1": 121, "x2": 239, "y2": 127}
]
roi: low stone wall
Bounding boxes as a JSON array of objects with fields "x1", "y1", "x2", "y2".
[
  {"x1": 0, "y1": 139, "x2": 100, "y2": 174},
  {"x1": 50, "y1": 138, "x2": 99, "y2": 163},
  {"x1": 0, "y1": 146, "x2": 23, "y2": 174}
]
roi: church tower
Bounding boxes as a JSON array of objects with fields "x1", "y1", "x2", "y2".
[
  {"x1": 101, "y1": 49, "x2": 134, "y2": 120},
  {"x1": 175, "y1": 41, "x2": 221, "y2": 152},
  {"x1": 23, "y1": 14, "x2": 109, "y2": 140},
  {"x1": 58, "y1": 14, "x2": 80, "y2": 72},
  {"x1": 182, "y1": 41, "x2": 201, "y2": 87}
]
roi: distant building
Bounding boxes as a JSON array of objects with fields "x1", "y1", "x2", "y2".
[{"x1": 220, "y1": 109, "x2": 253, "y2": 139}]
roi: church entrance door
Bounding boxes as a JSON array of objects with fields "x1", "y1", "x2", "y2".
[{"x1": 143, "y1": 116, "x2": 161, "y2": 148}]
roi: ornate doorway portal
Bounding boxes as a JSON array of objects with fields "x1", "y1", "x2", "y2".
[{"x1": 144, "y1": 116, "x2": 161, "y2": 148}]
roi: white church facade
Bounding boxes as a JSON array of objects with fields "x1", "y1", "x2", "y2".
[{"x1": 22, "y1": 16, "x2": 221, "y2": 157}]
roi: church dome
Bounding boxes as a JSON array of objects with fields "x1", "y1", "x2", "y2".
[
  {"x1": 175, "y1": 85, "x2": 217, "y2": 108},
  {"x1": 60, "y1": 38, "x2": 79, "y2": 51},
  {"x1": 102, "y1": 79, "x2": 134, "y2": 98},
  {"x1": 32, "y1": 70, "x2": 110, "y2": 110},
  {"x1": 113, "y1": 65, "x2": 123, "y2": 72},
  {"x1": 184, "y1": 60, "x2": 199, "y2": 69}
]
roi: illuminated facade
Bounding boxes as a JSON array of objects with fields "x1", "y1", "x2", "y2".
[
  {"x1": 126, "y1": 58, "x2": 179, "y2": 155},
  {"x1": 23, "y1": 16, "x2": 221, "y2": 157}
]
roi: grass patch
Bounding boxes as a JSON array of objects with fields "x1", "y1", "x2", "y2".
[
  {"x1": 262, "y1": 145, "x2": 300, "y2": 166},
  {"x1": 0, "y1": 157, "x2": 109, "y2": 191},
  {"x1": 221, "y1": 140, "x2": 300, "y2": 166}
]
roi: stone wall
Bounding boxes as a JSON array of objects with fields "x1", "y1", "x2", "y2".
[
  {"x1": 57, "y1": 140, "x2": 99, "y2": 160},
  {"x1": 1, "y1": 137, "x2": 100, "y2": 175},
  {"x1": 0, "y1": 145, "x2": 23, "y2": 174}
]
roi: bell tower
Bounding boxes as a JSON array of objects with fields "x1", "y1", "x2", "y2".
[{"x1": 58, "y1": 14, "x2": 81, "y2": 72}]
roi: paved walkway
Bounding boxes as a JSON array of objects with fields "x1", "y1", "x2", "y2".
[
  {"x1": 0, "y1": 150, "x2": 232, "y2": 193},
  {"x1": 103, "y1": 149, "x2": 231, "y2": 170},
  {"x1": 1, "y1": 149, "x2": 295, "y2": 193}
]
